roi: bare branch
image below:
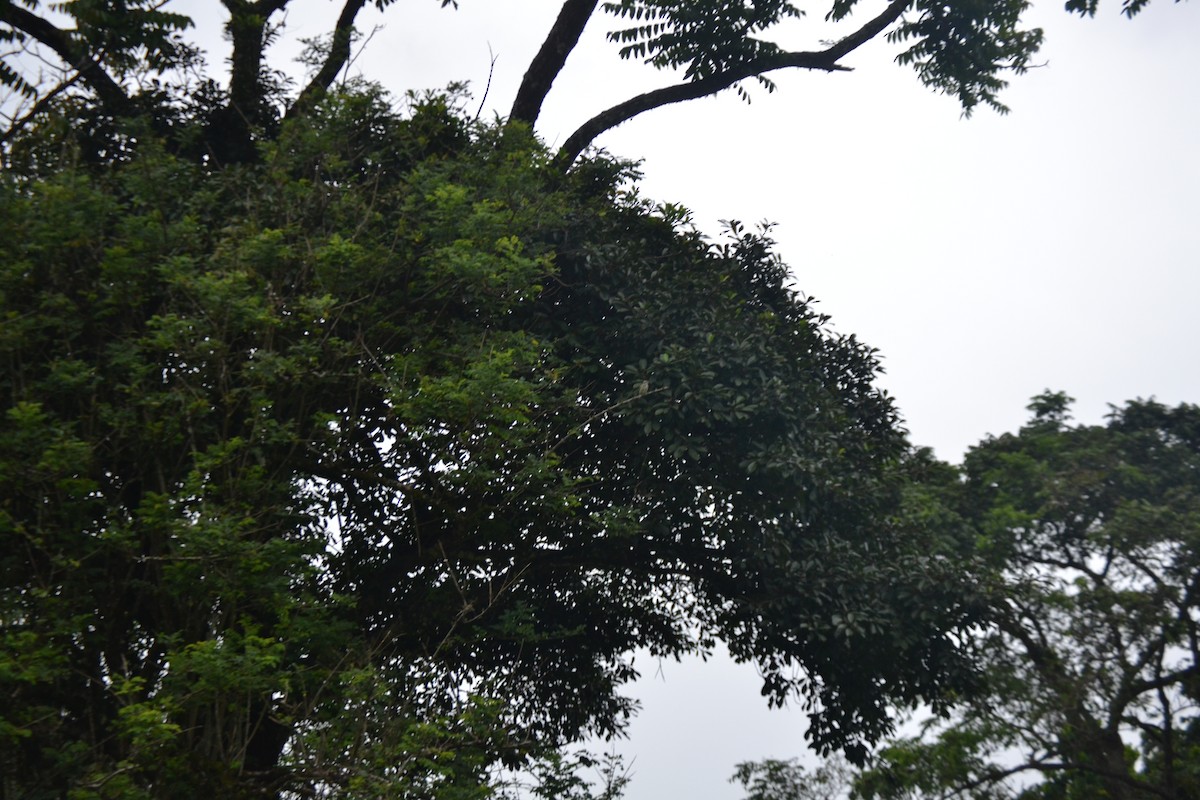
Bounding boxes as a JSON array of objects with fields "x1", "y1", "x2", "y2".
[
  {"x1": 509, "y1": 0, "x2": 598, "y2": 127},
  {"x1": 0, "y1": 69, "x2": 80, "y2": 145},
  {"x1": 554, "y1": 52, "x2": 844, "y2": 167},
  {"x1": 286, "y1": 0, "x2": 369, "y2": 120},
  {"x1": 474, "y1": 44, "x2": 498, "y2": 122},
  {"x1": 554, "y1": 0, "x2": 911, "y2": 167}
]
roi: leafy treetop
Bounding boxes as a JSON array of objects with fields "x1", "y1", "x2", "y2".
[
  {"x1": 741, "y1": 394, "x2": 1200, "y2": 800},
  {"x1": 0, "y1": 85, "x2": 985, "y2": 797}
]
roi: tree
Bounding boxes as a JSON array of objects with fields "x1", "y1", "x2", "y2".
[
  {"x1": 733, "y1": 754, "x2": 855, "y2": 800},
  {"x1": 0, "y1": 0, "x2": 1160, "y2": 165},
  {"x1": 849, "y1": 394, "x2": 1200, "y2": 800},
  {"x1": 0, "y1": 79, "x2": 986, "y2": 796}
]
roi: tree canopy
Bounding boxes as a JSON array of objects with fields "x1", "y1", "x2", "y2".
[
  {"x1": 0, "y1": 80, "x2": 987, "y2": 796},
  {"x1": 0, "y1": 0, "x2": 1160, "y2": 164},
  {"x1": 858, "y1": 395, "x2": 1200, "y2": 800},
  {"x1": 738, "y1": 395, "x2": 1200, "y2": 800}
]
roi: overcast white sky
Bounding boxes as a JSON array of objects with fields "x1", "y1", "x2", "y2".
[{"x1": 181, "y1": 1, "x2": 1200, "y2": 795}]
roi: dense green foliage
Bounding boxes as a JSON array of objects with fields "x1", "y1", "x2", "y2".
[{"x1": 0, "y1": 83, "x2": 983, "y2": 796}]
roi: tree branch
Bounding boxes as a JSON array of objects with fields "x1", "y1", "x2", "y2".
[
  {"x1": 221, "y1": 0, "x2": 268, "y2": 121},
  {"x1": 1125, "y1": 663, "x2": 1199, "y2": 701},
  {"x1": 510, "y1": 0, "x2": 598, "y2": 127},
  {"x1": 0, "y1": 68, "x2": 80, "y2": 145},
  {"x1": 958, "y1": 754, "x2": 1172, "y2": 800},
  {"x1": 286, "y1": 0, "x2": 369, "y2": 120},
  {"x1": 955, "y1": 756, "x2": 1072, "y2": 798},
  {"x1": 553, "y1": 0, "x2": 911, "y2": 166},
  {"x1": 213, "y1": 0, "x2": 292, "y2": 162},
  {"x1": 0, "y1": 1, "x2": 131, "y2": 115},
  {"x1": 822, "y1": 0, "x2": 914, "y2": 61}
]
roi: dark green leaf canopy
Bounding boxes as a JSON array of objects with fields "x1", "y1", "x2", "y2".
[{"x1": 0, "y1": 88, "x2": 982, "y2": 796}]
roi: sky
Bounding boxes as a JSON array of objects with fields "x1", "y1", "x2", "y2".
[{"x1": 170, "y1": 1, "x2": 1200, "y2": 796}]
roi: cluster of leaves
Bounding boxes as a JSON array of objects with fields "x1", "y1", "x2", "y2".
[
  {"x1": 885, "y1": 0, "x2": 1045, "y2": 115},
  {"x1": 0, "y1": 81, "x2": 985, "y2": 796},
  {"x1": 0, "y1": 86, "x2": 548, "y2": 798},
  {"x1": 58, "y1": 0, "x2": 195, "y2": 75},
  {"x1": 602, "y1": 0, "x2": 802, "y2": 79},
  {"x1": 732, "y1": 755, "x2": 854, "y2": 800}
]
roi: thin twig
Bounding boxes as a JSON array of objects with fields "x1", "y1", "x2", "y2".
[{"x1": 474, "y1": 44, "x2": 498, "y2": 122}]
